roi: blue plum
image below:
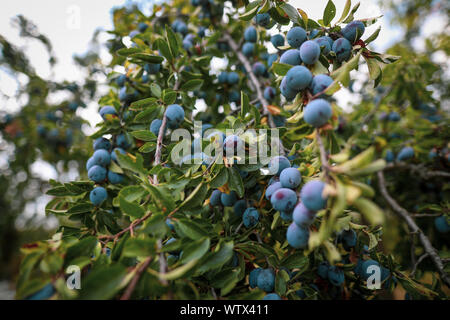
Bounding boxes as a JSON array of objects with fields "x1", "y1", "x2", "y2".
[
  {"x1": 280, "y1": 211, "x2": 293, "y2": 222},
  {"x1": 221, "y1": 191, "x2": 238, "y2": 207},
  {"x1": 88, "y1": 165, "x2": 107, "y2": 183},
  {"x1": 243, "y1": 207, "x2": 260, "y2": 228},
  {"x1": 244, "y1": 26, "x2": 257, "y2": 42},
  {"x1": 108, "y1": 171, "x2": 124, "y2": 185},
  {"x1": 257, "y1": 269, "x2": 275, "y2": 292},
  {"x1": 286, "y1": 222, "x2": 309, "y2": 249},
  {"x1": 300, "y1": 180, "x2": 327, "y2": 211},
  {"x1": 332, "y1": 38, "x2": 352, "y2": 62},
  {"x1": 388, "y1": 111, "x2": 401, "y2": 122},
  {"x1": 317, "y1": 262, "x2": 329, "y2": 279},
  {"x1": 280, "y1": 77, "x2": 297, "y2": 101},
  {"x1": 434, "y1": 216, "x2": 450, "y2": 233},
  {"x1": 218, "y1": 71, "x2": 228, "y2": 84},
  {"x1": 265, "y1": 181, "x2": 282, "y2": 201},
  {"x1": 25, "y1": 283, "x2": 55, "y2": 300},
  {"x1": 242, "y1": 42, "x2": 255, "y2": 57},
  {"x1": 271, "y1": 188, "x2": 297, "y2": 212},
  {"x1": 229, "y1": 90, "x2": 240, "y2": 102},
  {"x1": 280, "y1": 167, "x2": 302, "y2": 189},
  {"x1": 93, "y1": 137, "x2": 111, "y2": 151},
  {"x1": 385, "y1": 150, "x2": 395, "y2": 163},
  {"x1": 111, "y1": 148, "x2": 126, "y2": 162},
  {"x1": 310, "y1": 74, "x2": 333, "y2": 96},
  {"x1": 270, "y1": 34, "x2": 285, "y2": 48},
  {"x1": 252, "y1": 62, "x2": 266, "y2": 76},
  {"x1": 255, "y1": 13, "x2": 271, "y2": 28},
  {"x1": 223, "y1": 135, "x2": 244, "y2": 155},
  {"x1": 210, "y1": 190, "x2": 222, "y2": 206},
  {"x1": 145, "y1": 63, "x2": 161, "y2": 74},
  {"x1": 116, "y1": 74, "x2": 127, "y2": 87},
  {"x1": 92, "y1": 149, "x2": 111, "y2": 167},
  {"x1": 116, "y1": 133, "x2": 131, "y2": 149},
  {"x1": 150, "y1": 119, "x2": 163, "y2": 136},
  {"x1": 303, "y1": 99, "x2": 332, "y2": 127},
  {"x1": 287, "y1": 26, "x2": 307, "y2": 48},
  {"x1": 285, "y1": 65, "x2": 313, "y2": 91},
  {"x1": 90, "y1": 187, "x2": 107, "y2": 206},
  {"x1": 267, "y1": 53, "x2": 278, "y2": 67},
  {"x1": 314, "y1": 36, "x2": 333, "y2": 55},
  {"x1": 339, "y1": 229, "x2": 357, "y2": 249},
  {"x1": 263, "y1": 293, "x2": 282, "y2": 300},
  {"x1": 165, "y1": 104, "x2": 185, "y2": 129},
  {"x1": 268, "y1": 156, "x2": 291, "y2": 175},
  {"x1": 327, "y1": 266, "x2": 345, "y2": 286},
  {"x1": 99, "y1": 106, "x2": 117, "y2": 120},
  {"x1": 227, "y1": 72, "x2": 240, "y2": 85},
  {"x1": 341, "y1": 21, "x2": 365, "y2": 43},
  {"x1": 293, "y1": 203, "x2": 316, "y2": 227},
  {"x1": 86, "y1": 157, "x2": 95, "y2": 171},
  {"x1": 396, "y1": 147, "x2": 414, "y2": 161},
  {"x1": 279, "y1": 49, "x2": 302, "y2": 66},
  {"x1": 299, "y1": 40, "x2": 321, "y2": 65},
  {"x1": 234, "y1": 199, "x2": 247, "y2": 218},
  {"x1": 264, "y1": 86, "x2": 276, "y2": 101},
  {"x1": 138, "y1": 22, "x2": 148, "y2": 33},
  {"x1": 249, "y1": 268, "x2": 262, "y2": 288},
  {"x1": 360, "y1": 260, "x2": 380, "y2": 280}
]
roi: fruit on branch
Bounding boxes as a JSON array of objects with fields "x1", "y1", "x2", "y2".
[
  {"x1": 25, "y1": 283, "x2": 55, "y2": 300},
  {"x1": 268, "y1": 156, "x2": 291, "y2": 175},
  {"x1": 243, "y1": 207, "x2": 260, "y2": 227},
  {"x1": 303, "y1": 99, "x2": 332, "y2": 127},
  {"x1": 242, "y1": 42, "x2": 255, "y2": 57},
  {"x1": 332, "y1": 38, "x2": 352, "y2": 62},
  {"x1": 338, "y1": 229, "x2": 357, "y2": 250},
  {"x1": 314, "y1": 36, "x2": 333, "y2": 55},
  {"x1": 116, "y1": 133, "x2": 131, "y2": 149},
  {"x1": 286, "y1": 222, "x2": 309, "y2": 249},
  {"x1": 252, "y1": 62, "x2": 266, "y2": 76},
  {"x1": 233, "y1": 199, "x2": 247, "y2": 218},
  {"x1": 111, "y1": 148, "x2": 126, "y2": 162},
  {"x1": 271, "y1": 188, "x2": 297, "y2": 212},
  {"x1": 116, "y1": 74, "x2": 127, "y2": 87},
  {"x1": 257, "y1": 269, "x2": 275, "y2": 292},
  {"x1": 396, "y1": 146, "x2": 414, "y2": 161},
  {"x1": 221, "y1": 191, "x2": 238, "y2": 207},
  {"x1": 280, "y1": 77, "x2": 298, "y2": 101},
  {"x1": 434, "y1": 216, "x2": 450, "y2": 233},
  {"x1": 144, "y1": 63, "x2": 161, "y2": 74},
  {"x1": 244, "y1": 26, "x2": 257, "y2": 42},
  {"x1": 341, "y1": 20, "x2": 365, "y2": 43},
  {"x1": 227, "y1": 72, "x2": 240, "y2": 85},
  {"x1": 265, "y1": 181, "x2": 282, "y2": 201},
  {"x1": 210, "y1": 189, "x2": 222, "y2": 206},
  {"x1": 93, "y1": 137, "x2": 112, "y2": 151},
  {"x1": 263, "y1": 293, "x2": 282, "y2": 300},
  {"x1": 280, "y1": 49, "x2": 302, "y2": 66},
  {"x1": 284, "y1": 65, "x2": 313, "y2": 91},
  {"x1": 293, "y1": 203, "x2": 316, "y2": 227},
  {"x1": 280, "y1": 167, "x2": 302, "y2": 189},
  {"x1": 270, "y1": 34, "x2": 285, "y2": 48},
  {"x1": 267, "y1": 53, "x2": 278, "y2": 67},
  {"x1": 308, "y1": 29, "x2": 320, "y2": 39},
  {"x1": 388, "y1": 111, "x2": 400, "y2": 122},
  {"x1": 300, "y1": 180, "x2": 327, "y2": 211},
  {"x1": 223, "y1": 135, "x2": 244, "y2": 155},
  {"x1": 90, "y1": 187, "x2": 108, "y2": 206},
  {"x1": 255, "y1": 13, "x2": 271, "y2": 28},
  {"x1": 108, "y1": 171, "x2": 124, "y2": 185},
  {"x1": 318, "y1": 262, "x2": 329, "y2": 279},
  {"x1": 92, "y1": 149, "x2": 111, "y2": 167},
  {"x1": 263, "y1": 86, "x2": 276, "y2": 101},
  {"x1": 88, "y1": 165, "x2": 107, "y2": 183},
  {"x1": 310, "y1": 74, "x2": 333, "y2": 96},
  {"x1": 150, "y1": 119, "x2": 164, "y2": 136},
  {"x1": 99, "y1": 106, "x2": 117, "y2": 120},
  {"x1": 327, "y1": 266, "x2": 345, "y2": 286},
  {"x1": 138, "y1": 22, "x2": 148, "y2": 33},
  {"x1": 286, "y1": 26, "x2": 307, "y2": 48},
  {"x1": 299, "y1": 40, "x2": 321, "y2": 65},
  {"x1": 165, "y1": 104, "x2": 185, "y2": 129},
  {"x1": 249, "y1": 268, "x2": 262, "y2": 288},
  {"x1": 385, "y1": 150, "x2": 395, "y2": 163},
  {"x1": 360, "y1": 260, "x2": 380, "y2": 280}
]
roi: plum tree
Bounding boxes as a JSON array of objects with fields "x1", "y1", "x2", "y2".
[{"x1": 12, "y1": 0, "x2": 450, "y2": 302}]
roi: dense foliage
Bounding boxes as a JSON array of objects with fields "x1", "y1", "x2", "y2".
[{"x1": 3, "y1": 0, "x2": 449, "y2": 300}]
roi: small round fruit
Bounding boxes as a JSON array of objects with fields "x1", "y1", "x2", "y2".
[
  {"x1": 303, "y1": 99, "x2": 332, "y2": 128},
  {"x1": 221, "y1": 191, "x2": 238, "y2": 207},
  {"x1": 300, "y1": 180, "x2": 327, "y2": 211},
  {"x1": 293, "y1": 203, "x2": 316, "y2": 227},
  {"x1": 285, "y1": 66, "x2": 313, "y2": 91},
  {"x1": 257, "y1": 269, "x2": 275, "y2": 292},
  {"x1": 299, "y1": 40, "x2": 321, "y2": 65},
  {"x1": 286, "y1": 222, "x2": 309, "y2": 249},
  {"x1": 90, "y1": 187, "x2": 107, "y2": 206},
  {"x1": 271, "y1": 188, "x2": 298, "y2": 212},
  {"x1": 165, "y1": 104, "x2": 185, "y2": 129},
  {"x1": 210, "y1": 190, "x2": 222, "y2": 206},
  {"x1": 287, "y1": 26, "x2": 307, "y2": 48},
  {"x1": 88, "y1": 165, "x2": 107, "y2": 183},
  {"x1": 265, "y1": 181, "x2": 282, "y2": 201},
  {"x1": 280, "y1": 167, "x2": 302, "y2": 189},
  {"x1": 268, "y1": 156, "x2": 291, "y2": 175},
  {"x1": 243, "y1": 207, "x2": 259, "y2": 228},
  {"x1": 279, "y1": 49, "x2": 302, "y2": 66}
]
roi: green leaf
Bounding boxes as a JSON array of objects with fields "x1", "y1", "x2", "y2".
[
  {"x1": 64, "y1": 237, "x2": 98, "y2": 266},
  {"x1": 131, "y1": 130, "x2": 157, "y2": 142},
  {"x1": 228, "y1": 167, "x2": 245, "y2": 198},
  {"x1": 119, "y1": 196, "x2": 145, "y2": 219},
  {"x1": 275, "y1": 270, "x2": 287, "y2": 296},
  {"x1": 150, "y1": 83, "x2": 162, "y2": 98},
  {"x1": 337, "y1": 0, "x2": 351, "y2": 23},
  {"x1": 280, "y1": 252, "x2": 309, "y2": 270},
  {"x1": 116, "y1": 152, "x2": 146, "y2": 175},
  {"x1": 162, "y1": 89, "x2": 177, "y2": 105},
  {"x1": 365, "y1": 26, "x2": 381, "y2": 44},
  {"x1": 210, "y1": 167, "x2": 228, "y2": 188},
  {"x1": 174, "y1": 219, "x2": 208, "y2": 240},
  {"x1": 67, "y1": 203, "x2": 94, "y2": 214},
  {"x1": 79, "y1": 264, "x2": 127, "y2": 300},
  {"x1": 179, "y1": 238, "x2": 210, "y2": 264},
  {"x1": 279, "y1": 3, "x2": 301, "y2": 25},
  {"x1": 364, "y1": 56, "x2": 382, "y2": 81},
  {"x1": 353, "y1": 197, "x2": 385, "y2": 226},
  {"x1": 165, "y1": 25, "x2": 179, "y2": 57},
  {"x1": 196, "y1": 241, "x2": 234, "y2": 274},
  {"x1": 122, "y1": 238, "x2": 156, "y2": 257},
  {"x1": 117, "y1": 47, "x2": 142, "y2": 57},
  {"x1": 271, "y1": 62, "x2": 292, "y2": 76},
  {"x1": 129, "y1": 53, "x2": 164, "y2": 64},
  {"x1": 342, "y1": 1, "x2": 360, "y2": 24},
  {"x1": 323, "y1": 0, "x2": 337, "y2": 26},
  {"x1": 179, "y1": 183, "x2": 207, "y2": 210},
  {"x1": 181, "y1": 79, "x2": 204, "y2": 91},
  {"x1": 130, "y1": 97, "x2": 158, "y2": 109},
  {"x1": 156, "y1": 38, "x2": 172, "y2": 61},
  {"x1": 239, "y1": 0, "x2": 262, "y2": 21}
]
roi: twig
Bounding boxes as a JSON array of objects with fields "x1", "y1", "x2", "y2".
[
  {"x1": 157, "y1": 239, "x2": 168, "y2": 286},
  {"x1": 316, "y1": 129, "x2": 333, "y2": 180},
  {"x1": 362, "y1": 86, "x2": 392, "y2": 125},
  {"x1": 120, "y1": 257, "x2": 153, "y2": 300},
  {"x1": 98, "y1": 212, "x2": 152, "y2": 242},
  {"x1": 384, "y1": 162, "x2": 450, "y2": 179},
  {"x1": 377, "y1": 171, "x2": 450, "y2": 287},
  {"x1": 410, "y1": 253, "x2": 429, "y2": 277}
]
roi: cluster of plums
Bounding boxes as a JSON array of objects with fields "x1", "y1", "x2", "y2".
[
  {"x1": 87, "y1": 106, "x2": 131, "y2": 206},
  {"x1": 249, "y1": 268, "x2": 281, "y2": 300},
  {"x1": 265, "y1": 156, "x2": 328, "y2": 249},
  {"x1": 217, "y1": 71, "x2": 241, "y2": 104},
  {"x1": 150, "y1": 104, "x2": 185, "y2": 137},
  {"x1": 385, "y1": 146, "x2": 415, "y2": 163},
  {"x1": 242, "y1": 26, "x2": 269, "y2": 78}
]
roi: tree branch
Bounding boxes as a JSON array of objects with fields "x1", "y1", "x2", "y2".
[
  {"x1": 98, "y1": 212, "x2": 152, "y2": 242},
  {"x1": 120, "y1": 256, "x2": 153, "y2": 300},
  {"x1": 316, "y1": 129, "x2": 333, "y2": 181},
  {"x1": 384, "y1": 162, "x2": 450, "y2": 179},
  {"x1": 157, "y1": 239, "x2": 168, "y2": 286},
  {"x1": 377, "y1": 171, "x2": 450, "y2": 287}
]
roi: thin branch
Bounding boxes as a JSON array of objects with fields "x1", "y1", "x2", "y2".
[
  {"x1": 120, "y1": 257, "x2": 153, "y2": 300},
  {"x1": 362, "y1": 86, "x2": 393, "y2": 126},
  {"x1": 98, "y1": 212, "x2": 152, "y2": 242},
  {"x1": 377, "y1": 171, "x2": 450, "y2": 287},
  {"x1": 157, "y1": 239, "x2": 168, "y2": 286},
  {"x1": 316, "y1": 129, "x2": 333, "y2": 181},
  {"x1": 384, "y1": 162, "x2": 450, "y2": 179},
  {"x1": 410, "y1": 253, "x2": 429, "y2": 278}
]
